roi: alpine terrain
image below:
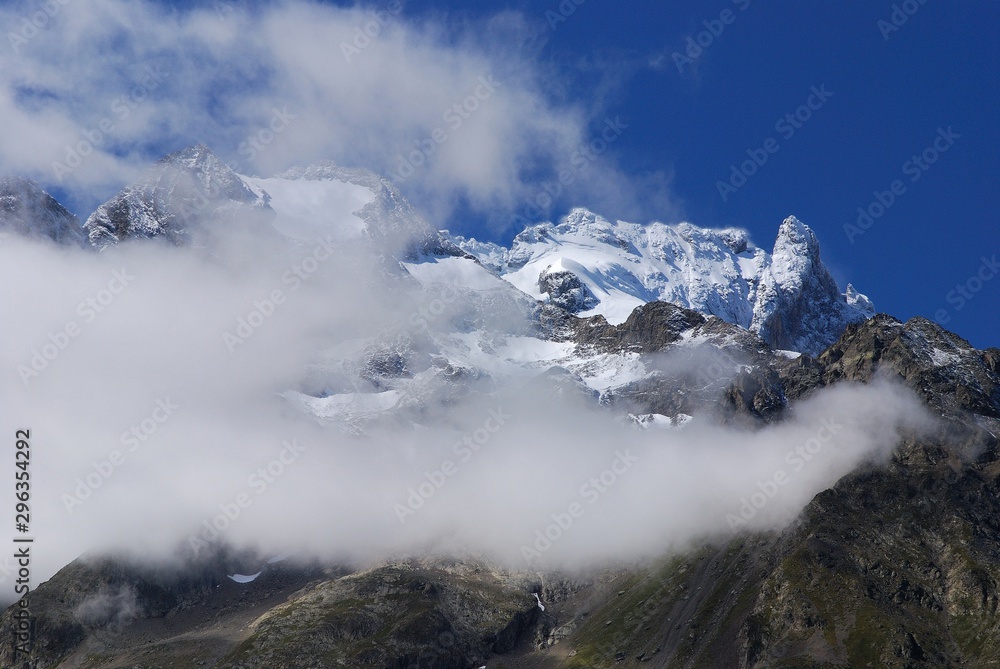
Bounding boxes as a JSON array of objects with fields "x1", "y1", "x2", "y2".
[{"x1": 2, "y1": 145, "x2": 998, "y2": 669}]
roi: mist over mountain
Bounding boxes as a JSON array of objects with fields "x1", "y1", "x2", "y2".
[
  {"x1": 0, "y1": 176, "x2": 86, "y2": 248},
  {"x1": 1, "y1": 143, "x2": 998, "y2": 668}
]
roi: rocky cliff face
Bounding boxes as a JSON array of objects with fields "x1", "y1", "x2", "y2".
[
  {"x1": 0, "y1": 554, "x2": 537, "y2": 669},
  {"x1": 545, "y1": 315, "x2": 1000, "y2": 669},
  {"x1": 452, "y1": 210, "x2": 874, "y2": 355},
  {"x1": 0, "y1": 176, "x2": 86, "y2": 248},
  {"x1": 2, "y1": 145, "x2": 997, "y2": 669},
  {"x1": 83, "y1": 145, "x2": 272, "y2": 250},
  {"x1": 5, "y1": 309, "x2": 997, "y2": 669},
  {"x1": 751, "y1": 216, "x2": 875, "y2": 354}
]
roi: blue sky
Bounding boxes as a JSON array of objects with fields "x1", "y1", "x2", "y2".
[
  {"x1": 401, "y1": 0, "x2": 999, "y2": 348},
  {"x1": 3, "y1": 0, "x2": 996, "y2": 348}
]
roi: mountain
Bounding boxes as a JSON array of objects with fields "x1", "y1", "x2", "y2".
[
  {"x1": 0, "y1": 176, "x2": 86, "y2": 247},
  {"x1": 82, "y1": 146, "x2": 463, "y2": 263},
  {"x1": 7, "y1": 144, "x2": 870, "y2": 354},
  {"x1": 245, "y1": 161, "x2": 461, "y2": 260},
  {"x1": 751, "y1": 216, "x2": 875, "y2": 355},
  {"x1": 83, "y1": 145, "x2": 272, "y2": 250},
  {"x1": 3, "y1": 312, "x2": 998, "y2": 669},
  {"x1": 450, "y1": 208, "x2": 874, "y2": 355},
  {"x1": 3, "y1": 144, "x2": 998, "y2": 669}
]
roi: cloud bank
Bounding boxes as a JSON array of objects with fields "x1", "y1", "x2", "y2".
[
  {"x1": 0, "y1": 0, "x2": 932, "y2": 600},
  {"x1": 0, "y1": 220, "x2": 932, "y2": 595},
  {"x1": 0, "y1": 0, "x2": 676, "y2": 232}
]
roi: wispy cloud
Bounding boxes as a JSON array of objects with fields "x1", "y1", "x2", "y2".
[
  {"x1": 0, "y1": 222, "x2": 931, "y2": 590},
  {"x1": 0, "y1": 0, "x2": 678, "y2": 231}
]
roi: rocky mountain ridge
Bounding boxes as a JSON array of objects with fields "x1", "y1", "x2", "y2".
[
  {"x1": 6, "y1": 144, "x2": 869, "y2": 355},
  {"x1": 450, "y1": 207, "x2": 874, "y2": 354},
  {"x1": 2, "y1": 312, "x2": 998, "y2": 668},
  {"x1": 3, "y1": 144, "x2": 997, "y2": 669},
  {"x1": 0, "y1": 176, "x2": 86, "y2": 248}
]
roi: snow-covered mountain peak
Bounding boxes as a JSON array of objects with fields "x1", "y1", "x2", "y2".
[
  {"x1": 9, "y1": 144, "x2": 873, "y2": 356},
  {"x1": 84, "y1": 144, "x2": 271, "y2": 250},
  {"x1": 452, "y1": 210, "x2": 873, "y2": 355},
  {"x1": 157, "y1": 144, "x2": 262, "y2": 206},
  {"x1": 453, "y1": 208, "x2": 760, "y2": 326},
  {"x1": 0, "y1": 176, "x2": 86, "y2": 247},
  {"x1": 249, "y1": 160, "x2": 451, "y2": 260},
  {"x1": 240, "y1": 163, "x2": 378, "y2": 243},
  {"x1": 769, "y1": 215, "x2": 821, "y2": 284},
  {"x1": 750, "y1": 216, "x2": 875, "y2": 354}
]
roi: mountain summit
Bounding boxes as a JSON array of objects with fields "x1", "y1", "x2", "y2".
[
  {"x1": 451, "y1": 209, "x2": 873, "y2": 354},
  {"x1": 751, "y1": 215, "x2": 875, "y2": 353},
  {"x1": 3, "y1": 144, "x2": 1000, "y2": 669},
  {"x1": 10, "y1": 144, "x2": 870, "y2": 354},
  {"x1": 0, "y1": 175, "x2": 86, "y2": 247},
  {"x1": 83, "y1": 145, "x2": 271, "y2": 250}
]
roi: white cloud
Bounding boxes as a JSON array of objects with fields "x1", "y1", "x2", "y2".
[
  {"x1": 0, "y1": 223, "x2": 932, "y2": 592},
  {"x1": 0, "y1": 0, "x2": 677, "y2": 231},
  {"x1": 0, "y1": 0, "x2": 928, "y2": 599}
]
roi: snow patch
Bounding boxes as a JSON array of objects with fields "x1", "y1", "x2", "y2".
[
  {"x1": 931, "y1": 348, "x2": 960, "y2": 368},
  {"x1": 629, "y1": 413, "x2": 693, "y2": 429},
  {"x1": 284, "y1": 389, "x2": 403, "y2": 421},
  {"x1": 242, "y1": 175, "x2": 375, "y2": 241},
  {"x1": 402, "y1": 256, "x2": 506, "y2": 291}
]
